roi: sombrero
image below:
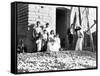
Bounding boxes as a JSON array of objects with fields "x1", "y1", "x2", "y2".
[{"x1": 75, "y1": 26, "x2": 82, "y2": 31}]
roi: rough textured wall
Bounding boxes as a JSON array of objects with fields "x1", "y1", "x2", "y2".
[{"x1": 28, "y1": 4, "x2": 56, "y2": 32}]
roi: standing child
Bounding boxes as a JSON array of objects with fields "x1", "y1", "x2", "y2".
[
  {"x1": 42, "y1": 30, "x2": 48, "y2": 41},
  {"x1": 41, "y1": 30, "x2": 48, "y2": 51},
  {"x1": 45, "y1": 23, "x2": 50, "y2": 36}
]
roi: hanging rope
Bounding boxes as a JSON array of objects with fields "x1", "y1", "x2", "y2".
[{"x1": 78, "y1": 7, "x2": 82, "y2": 26}]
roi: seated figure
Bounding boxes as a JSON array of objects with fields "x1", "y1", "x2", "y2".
[{"x1": 47, "y1": 33, "x2": 61, "y2": 52}]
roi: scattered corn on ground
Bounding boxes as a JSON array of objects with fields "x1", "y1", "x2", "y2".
[{"x1": 17, "y1": 51, "x2": 96, "y2": 72}]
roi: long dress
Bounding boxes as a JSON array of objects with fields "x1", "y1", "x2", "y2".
[
  {"x1": 53, "y1": 37, "x2": 61, "y2": 51},
  {"x1": 47, "y1": 37, "x2": 61, "y2": 52}
]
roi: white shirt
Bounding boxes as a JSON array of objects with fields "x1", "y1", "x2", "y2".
[
  {"x1": 44, "y1": 27, "x2": 51, "y2": 35},
  {"x1": 35, "y1": 27, "x2": 42, "y2": 34},
  {"x1": 42, "y1": 33, "x2": 48, "y2": 41}
]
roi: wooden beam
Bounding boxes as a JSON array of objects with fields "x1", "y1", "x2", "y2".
[{"x1": 86, "y1": 8, "x2": 95, "y2": 52}]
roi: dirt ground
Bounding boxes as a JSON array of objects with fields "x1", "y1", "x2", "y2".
[{"x1": 17, "y1": 50, "x2": 96, "y2": 72}]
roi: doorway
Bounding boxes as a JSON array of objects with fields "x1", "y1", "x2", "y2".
[{"x1": 56, "y1": 7, "x2": 71, "y2": 49}]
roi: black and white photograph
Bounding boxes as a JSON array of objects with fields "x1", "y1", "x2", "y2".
[{"x1": 11, "y1": 2, "x2": 97, "y2": 74}]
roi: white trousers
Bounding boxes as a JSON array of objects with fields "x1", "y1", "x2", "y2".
[
  {"x1": 75, "y1": 37, "x2": 83, "y2": 51},
  {"x1": 37, "y1": 43, "x2": 41, "y2": 51}
]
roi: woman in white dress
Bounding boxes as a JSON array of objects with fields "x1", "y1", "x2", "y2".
[{"x1": 52, "y1": 34, "x2": 61, "y2": 52}]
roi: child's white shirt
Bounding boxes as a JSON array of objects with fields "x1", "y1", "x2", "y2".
[
  {"x1": 42, "y1": 33, "x2": 48, "y2": 41},
  {"x1": 44, "y1": 27, "x2": 51, "y2": 35}
]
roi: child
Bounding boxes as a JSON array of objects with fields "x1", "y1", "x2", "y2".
[
  {"x1": 44, "y1": 23, "x2": 50, "y2": 35},
  {"x1": 41, "y1": 30, "x2": 48, "y2": 51},
  {"x1": 42, "y1": 30, "x2": 48, "y2": 41},
  {"x1": 48, "y1": 30, "x2": 54, "y2": 41}
]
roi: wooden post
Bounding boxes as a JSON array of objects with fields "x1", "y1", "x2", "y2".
[{"x1": 86, "y1": 8, "x2": 95, "y2": 52}]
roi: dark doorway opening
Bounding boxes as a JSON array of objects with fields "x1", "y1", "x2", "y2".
[{"x1": 56, "y1": 7, "x2": 71, "y2": 50}]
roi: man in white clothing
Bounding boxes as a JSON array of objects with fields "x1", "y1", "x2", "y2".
[
  {"x1": 75, "y1": 26, "x2": 84, "y2": 51},
  {"x1": 35, "y1": 21, "x2": 42, "y2": 37}
]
